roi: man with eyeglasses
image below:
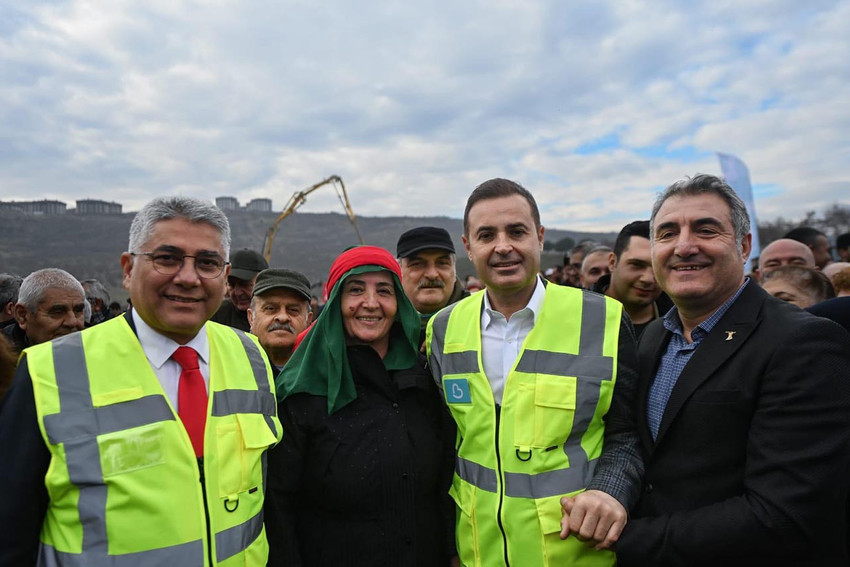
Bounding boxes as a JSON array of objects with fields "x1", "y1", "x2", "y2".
[{"x1": 0, "y1": 196, "x2": 282, "y2": 565}]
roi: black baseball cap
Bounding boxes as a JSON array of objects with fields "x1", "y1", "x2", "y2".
[
  {"x1": 396, "y1": 226, "x2": 455, "y2": 259},
  {"x1": 252, "y1": 269, "x2": 312, "y2": 301},
  {"x1": 229, "y1": 249, "x2": 269, "y2": 281}
]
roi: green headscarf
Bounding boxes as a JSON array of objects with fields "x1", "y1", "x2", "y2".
[{"x1": 276, "y1": 257, "x2": 421, "y2": 414}]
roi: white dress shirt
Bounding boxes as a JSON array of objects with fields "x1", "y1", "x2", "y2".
[
  {"x1": 132, "y1": 310, "x2": 211, "y2": 409},
  {"x1": 481, "y1": 277, "x2": 545, "y2": 405}
]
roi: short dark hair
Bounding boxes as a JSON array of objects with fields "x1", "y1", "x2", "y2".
[
  {"x1": 783, "y1": 226, "x2": 826, "y2": 248},
  {"x1": 613, "y1": 220, "x2": 650, "y2": 259},
  {"x1": 463, "y1": 178, "x2": 540, "y2": 236},
  {"x1": 834, "y1": 232, "x2": 850, "y2": 252},
  {"x1": 650, "y1": 174, "x2": 750, "y2": 244}
]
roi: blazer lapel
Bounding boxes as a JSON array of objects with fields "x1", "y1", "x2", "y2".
[
  {"x1": 637, "y1": 319, "x2": 672, "y2": 453},
  {"x1": 654, "y1": 282, "x2": 766, "y2": 445}
]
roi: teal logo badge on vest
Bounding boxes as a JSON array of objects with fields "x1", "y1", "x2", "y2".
[{"x1": 445, "y1": 378, "x2": 471, "y2": 404}]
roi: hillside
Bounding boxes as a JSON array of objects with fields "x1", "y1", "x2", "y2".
[{"x1": 0, "y1": 209, "x2": 616, "y2": 301}]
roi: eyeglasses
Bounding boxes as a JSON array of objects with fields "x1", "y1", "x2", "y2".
[{"x1": 131, "y1": 252, "x2": 229, "y2": 279}]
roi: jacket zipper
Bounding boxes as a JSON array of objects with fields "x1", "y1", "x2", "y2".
[
  {"x1": 494, "y1": 405, "x2": 510, "y2": 567},
  {"x1": 198, "y1": 457, "x2": 215, "y2": 566}
]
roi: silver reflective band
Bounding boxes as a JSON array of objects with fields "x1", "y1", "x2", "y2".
[
  {"x1": 442, "y1": 350, "x2": 480, "y2": 375},
  {"x1": 231, "y1": 328, "x2": 279, "y2": 438},
  {"x1": 212, "y1": 389, "x2": 276, "y2": 417},
  {"x1": 579, "y1": 290, "x2": 606, "y2": 356},
  {"x1": 38, "y1": 539, "x2": 204, "y2": 567},
  {"x1": 44, "y1": 395, "x2": 175, "y2": 445},
  {"x1": 514, "y1": 350, "x2": 612, "y2": 381},
  {"x1": 455, "y1": 456, "x2": 498, "y2": 493},
  {"x1": 216, "y1": 509, "x2": 264, "y2": 562},
  {"x1": 504, "y1": 458, "x2": 598, "y2": 499}
]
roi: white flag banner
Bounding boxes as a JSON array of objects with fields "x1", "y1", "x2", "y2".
[{"x1": 717, "y1": 152, "x2": 761, "y2": 260}]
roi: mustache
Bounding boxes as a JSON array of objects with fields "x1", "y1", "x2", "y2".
[
  {"x1": 267, "y1": 321, "x2": 295, "y2": 334},
  {"x1": 417, "y1": 278, "x2": 446, "y2": 290}
]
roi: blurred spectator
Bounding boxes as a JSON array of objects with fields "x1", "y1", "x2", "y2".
[
  {"x1": 464, "y1": 275, "x2": 483, "y2": 292},
  {"x1": 754, "y1": 238, "x2": 815, "y2": 281},
  {"x1": 2, "y1": 268, "x2": 86, "y2": 355},
  {"x1": 0, "y1": 338, "x2": 16, "y2": 403},
  {"x1": 836, "y1": 232, "x2": 850, "y2": 262},
  {"x1": 594, "y1": 221, "x2": 670, "y2": 338},
  {"x1": 108, "y1": 301, "x2": 123, "y2": 317},
  {"x1": 783, "y1": 226, "x2": 833, "y2": 269},
  {"x1": 81, "y1": 278, "x2": 112, "y2": 325},
  {"x1": 564, "y1": 241, "x2": 597, "y2": 287},
  {"x1": 580, "y1": 245, "x2": 614, "y2": 289},
  {"x1": 822, "y1": 262, "x2": 850, "y2": 289},
  {"x1": 0, "y1": 274, "x2": 23, "y2": 329},
  {"x1": 761, "y1": 265, "x2": 835, "y2": 309},
  {"x1": 211, "y1": 248, "x2": 268, "y2": 331}
]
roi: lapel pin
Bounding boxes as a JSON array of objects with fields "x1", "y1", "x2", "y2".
[{"x1": 724, "y1": 331, "x2": 736, "y2": 341}]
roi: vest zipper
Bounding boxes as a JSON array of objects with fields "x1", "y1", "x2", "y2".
[
  {"x1": 494, "y1": 405, "x2": 511, "y2": 567},
  {"x1": 198, "y1": 457, "x2": 215, "y2": 566}
]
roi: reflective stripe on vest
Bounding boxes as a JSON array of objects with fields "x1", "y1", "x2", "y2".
[
  {"x1": 432, "y1": 289, "x2": 612, "y2": 499},
  {"x1": 39, "y1": 327, "x2": 272, "y2": 565}
]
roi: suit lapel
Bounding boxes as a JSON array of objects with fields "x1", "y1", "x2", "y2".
[
  {"x1": 637, "y1": 319, "x2": 672, "y2": 452},
  {"x1": 654, "y1": 282, "x2": 766, "y2": 445}
]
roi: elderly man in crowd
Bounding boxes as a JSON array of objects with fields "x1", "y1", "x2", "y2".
[
  {"x1": 397, "y1": 226, "x2": 469, "y2": 343},
  {"x1": 248, "y1": 268, "x2": 314, "y2": 373},
  {"x1": 211, "y1": 248, "x2": 269, "y2": 332},
  {"x1": 610, "y1": 174, "x2": 850, "y2": 567},
  {"x1": 0, "y1": 273, "x2": 23, "y2": 328},
  {"x1": 0, "y1": 196, "x2": 281, "y2": 565},
  {"x1": 1, "y1": 268, "x2": 86, "y2": 356},
  {"x1": 580, "y1": 246, "x2": 614, "y2": 289},
  {"x1": 81, "y1": 278, "x2": 113, "y2": 326}
]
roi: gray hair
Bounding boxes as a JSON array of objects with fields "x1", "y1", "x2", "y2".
[
  {"x1": 0, "y1": 274, "x2": 23, "y2": 306},
  {"x1": 128, "y1": 197, "x2": 231, "y2": 260},
  {"x1": 650, "y1": 174, "x2": 750, "y2": 245},
  {"x1": 81, "y1": 278, "x2": 110, "y2": 305},
  {"x1": 17, "y1": 269, "x2": 85, "y2": 313}
]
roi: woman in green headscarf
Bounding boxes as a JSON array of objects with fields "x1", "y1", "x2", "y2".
[{"x1": 265, "y1": 246, "x2": 456, "y2": 567}]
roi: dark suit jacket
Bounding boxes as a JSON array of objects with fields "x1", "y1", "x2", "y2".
[{"x1": 617, "y1": 282, "x2": 850, "y2": 567}]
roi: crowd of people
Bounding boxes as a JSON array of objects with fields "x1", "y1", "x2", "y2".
[{"x1": 1, "y1": 174, "x2": 849, "y2": 566}]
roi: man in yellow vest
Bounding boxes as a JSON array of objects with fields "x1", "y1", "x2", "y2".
[
  {"x1": 426, "y1": 178, "x2": 642, "y2": 566},
  {"x1": 0, "y1": 196, "x2": 282, "y2": 566}
]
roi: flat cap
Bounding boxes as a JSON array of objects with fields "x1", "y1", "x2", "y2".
[
  {"x1": 396, "y1": 226, "x2": 455, "y2": 259},
  {"x1": 252, "y1": 268, "x2": 312, "y2": 301},
  {"x1": 229, "y1": 249, "x2": 269, "y2": 281}
]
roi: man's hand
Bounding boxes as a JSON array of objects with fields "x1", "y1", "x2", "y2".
[{"x1": 559, "y1": 489, "x2": 627, "y2": 550}]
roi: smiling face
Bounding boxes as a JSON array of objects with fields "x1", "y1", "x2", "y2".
[
  {"x1": 340, "y1": 271, "x2": 397, "y2": 357},
  {"x1": 462, "y1": 194, "x2": 544, "y2": 300},
  {"x1": 121, "y1": 217, "x2": 229, "y2": 344},
  {"x1": 609, "y1": 236, "x2": 661, "y2": 309},
  {"x1": 400, "y1": 249, "x2": 457, "y2": 313},
  {"x1": 248, "y1": 288, "x2": 312, "y2": 365},
  {"x1": 651, "y1": 193, "x2": 751, "y2": 319},
  {"x1": 17, "y1": 288, "x2": 86, "y2": 345}
]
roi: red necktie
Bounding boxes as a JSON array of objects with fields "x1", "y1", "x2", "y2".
[{"x1": 172, "y1": 346, "x2": 208, "y2": 457}]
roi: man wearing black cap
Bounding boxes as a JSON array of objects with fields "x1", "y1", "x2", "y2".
[
  {"x1": 397, "y1": 226, "x2": 469, "y2": 343},
  {"x1": 247, "y1": 269, "x2": 313, "y2": 373},
  {"x1": 211, "y1": 248, "x2": 269, "y2": 332}
]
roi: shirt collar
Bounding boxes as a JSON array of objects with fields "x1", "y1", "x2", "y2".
[
  {"x1": 132, "y1": 309, "x2": 210, "y2": 369},
  {"x1": 483, "y1": 276, "x2": 545, "y2": 327},
  {"x1": 663, "y1": 277, "x2": 751, "y2": 339}
]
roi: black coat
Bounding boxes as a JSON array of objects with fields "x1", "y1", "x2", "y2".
[
  {"x1": 265, "y1": 345, "x2": 456, "y2": 567},
  {"x1": 617, "y1": 283, "x2": 850, "y2": 567}
]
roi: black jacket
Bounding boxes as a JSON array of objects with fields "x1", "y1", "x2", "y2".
[{"x1": 265, "y1": 345, "x2": 456, "y2": 567}]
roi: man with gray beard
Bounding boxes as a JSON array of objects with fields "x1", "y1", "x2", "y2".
[{"x1": 248, "y1": 269, "x2": 314, "y2": 373}]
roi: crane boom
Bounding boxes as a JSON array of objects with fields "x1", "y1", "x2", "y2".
[{"x1": 262, "y1": 175, "x2": 365, "y2": 262}]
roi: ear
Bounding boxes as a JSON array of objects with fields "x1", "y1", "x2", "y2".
[
  {"x1": 120, "y1": 252, "x2": 134, "y2": 290},
  {"x1": 246, "y1": 308, "x2": 254, "y2": 328},
  {"x1": 14, "y1": 303, "x2": 28, "y2": 330},
  {"x1": 537, "y1": 225, "x2": 545, "y2": 250},
  {"x1": 462, "y1": 234, "x2": 472, "y2": 261},
  {"x1": 608, "y1": 253, "x2": 618, "y2": 272},
  {"x1": 740, "y1": 233, "x2": 753, "y2": 264},
  {"x1": 3, "y1": 301, "x2": 14, "y2": 319},
  {"x1": 306, "y1": 309, "x2": 314, "y2": 325}
]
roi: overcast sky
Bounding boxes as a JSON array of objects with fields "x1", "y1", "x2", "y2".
[{"x1": 1, "y1": 0, "x2": 847, "y2": 231}]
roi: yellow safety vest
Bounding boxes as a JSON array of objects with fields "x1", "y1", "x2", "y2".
[
  {"x1": 426, "y1": 284, "x2": 622, "y2": 566},
  {"x1": 25, "y1": 315, "x2": 282, "y2": 566}
]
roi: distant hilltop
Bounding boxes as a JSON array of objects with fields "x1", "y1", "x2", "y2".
[{"x1": 0, "y1": 196, "x2": 277, "y2": 216}]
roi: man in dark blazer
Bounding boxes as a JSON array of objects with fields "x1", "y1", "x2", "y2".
[{"x1": 612, "y1": 174, "x2": 850, "y2": 566}]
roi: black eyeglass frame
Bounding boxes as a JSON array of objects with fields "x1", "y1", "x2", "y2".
[{"x1": 130, "y1": 251, "x2": 230, "y2": 279}]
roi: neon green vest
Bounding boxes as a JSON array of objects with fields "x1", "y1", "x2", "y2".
[
  {"x1": 25, "y1": 316, "x2": 282, "y2": 566},
  {"x1": 427, "y1": 284, "x2": 622, "y2": 566}
]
